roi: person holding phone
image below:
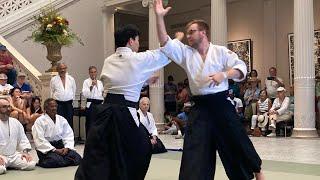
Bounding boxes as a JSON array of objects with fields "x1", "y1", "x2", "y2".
[{"x1": 265, "y1": 67, "x2": 284, "y2": 101}]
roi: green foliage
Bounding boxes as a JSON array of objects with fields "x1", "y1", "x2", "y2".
[{"x1": 26, "y1": 5, "x2": 83, "y2": 46}]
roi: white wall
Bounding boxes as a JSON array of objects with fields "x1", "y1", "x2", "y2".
[{"x1": 5, "y1": 0, "x2": 105, "y2": 95}]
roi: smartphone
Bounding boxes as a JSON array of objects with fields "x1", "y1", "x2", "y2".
[{"x1": 267, "y1": 77, "x2": 274, "y2": 80}]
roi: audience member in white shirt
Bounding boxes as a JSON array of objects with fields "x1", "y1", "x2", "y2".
[
  {"x1": 267, "y1": 87, "x2": 292, "y2": 137},
  {"x1": 82, "y1": 66, "x2": 104, "y2": 135},
  {"x1": 50, "y1": 63, "x2": 76, "y2": 129},
  {"x1": 0, "y1": 73, "x2": 13, "y2": 95},
  {"x1": 265, "y1": 67, "x2": 284, "y2": 100}
]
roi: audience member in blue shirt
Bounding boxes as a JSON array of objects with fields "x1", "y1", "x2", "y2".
[
  {"x1": 13, "y1": 73, "x2": 32, "y2": 101},
  {"x1": 172, "y1": 102, "x2": 191, "y2": 139}
]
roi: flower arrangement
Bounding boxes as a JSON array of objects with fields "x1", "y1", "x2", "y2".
[{"x1": 26, "y1": 5, "x2": 83, "y2": 46}]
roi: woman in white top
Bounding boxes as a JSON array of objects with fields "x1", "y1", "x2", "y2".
[
  {"x1": 251, "y1": 90, "x2": 272, "y2": 131},
  {"x1": 268, "y1": 87, "x2": 292, "y2": 137}
]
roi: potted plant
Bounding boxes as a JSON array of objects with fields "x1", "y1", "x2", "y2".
[{"x1": 26, "y1": 5, "x2": 83, "y2": 72}]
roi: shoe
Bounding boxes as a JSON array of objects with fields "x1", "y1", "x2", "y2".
[
  {"x1": 175, "y1": 134, "x2": 183, "y2": 139},
  {"x1": 267, "y1": 132, "x2": 276, "y2": 137},
  {"x1": 269, "y1": 124, "x2": 276, "y2": 129}
]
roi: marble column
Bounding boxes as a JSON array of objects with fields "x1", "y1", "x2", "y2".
[
  {"x1": 103, "y1": 7, "x2": 115, "y2": 58},
  {"x1": 292, "y1": 0, "x2": 318, "y2": 137},
  {"x1": 147, "y1": 0, "x2": 165, "y2": 126},
  {"x1": 211, "y1": 0, "x2": 227, "y2": 46}
]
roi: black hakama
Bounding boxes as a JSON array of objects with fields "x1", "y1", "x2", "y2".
[
  {"x1": 75, "y1": 94, "x2": 152, "y2": 180},
  {"x1": 179, "y1": 91, "x2": 262, "y2": 180}
]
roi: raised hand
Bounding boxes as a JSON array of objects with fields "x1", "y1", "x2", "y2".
[
  {"x1": 154, "y1": 0, "x2": 172, "y2": 17},
  {"x1": 175, "y1": 32, "x2": 184, "y2": 41}
]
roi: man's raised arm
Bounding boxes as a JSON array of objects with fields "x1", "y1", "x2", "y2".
[{"x1": 154, "y1": 0, "x2": 171, "y2": 46}]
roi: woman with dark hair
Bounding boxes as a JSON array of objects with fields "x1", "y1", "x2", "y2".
[
  {"x1": 25, "y1": 96, "x2": 43, "y2": 131},
  {"x1": 249, "y1": 69, "x2": 261, "y2": 88},
  {"x1": 8, "y1": 87, "x2": 28, "y2": 125}
]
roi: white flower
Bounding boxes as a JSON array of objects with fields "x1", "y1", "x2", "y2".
[
  {"x1": 63, "y1": 29, "x2": 68, "y2": 36},
  {"x1": 46, "y1": 24, "x2": 53, "y2": 31}
]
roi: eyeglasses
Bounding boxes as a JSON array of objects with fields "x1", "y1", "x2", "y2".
[
  {"x1": 0, "y1": 105, "x2": 11, "y2": 108},
  {"x1": 186, "y1": 29, "x2": 200, "y2": 35}
]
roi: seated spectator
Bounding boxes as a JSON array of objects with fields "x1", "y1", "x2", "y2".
[
  {"x1": 248, "y1": 69, "x2": 261, "y2": 88},
  {"x1": 244, "y1": 78, "x2": 260, "y2": 120},
  {"x1": 267, "y1": 87, "x2": 293, "y2": 137},
  {"x1": 0, "y1": 98, "x2": 35, "y2": 175},
  {"x1": 32, "y1": 98, "x2": 81, "y2": 168},
  {"x1": 176, "y1": 82, "x2": 190, "y2": 113},
  {"x1": 288, "y1": 86, "x2": 294, "y2": 114},
  {"x1": 13, "y1": 73, "x2": 32, "y2": 102},
  {"x1": 227, "y1": 89, "x2": 244, "y2": 118},
  {"x1": 161, "y1": 113, "x2": 178, "y2": 135},
  {"x1": 8, "y1": 87, "x2": 28, "y2": 126},
  {"x1": 138, "y1": 97, "x2": 166, "y2": 154},
  {"x1": 265, "y1": 67, "x2": 284, "y2": 101},
  {"x1": 25, "y1": 96, "x2": 43, "y2": 132},
  {"x1": 228, "y1": 79, "x2": 240, "y2": 98},
  {"x1": 251, "y1": 90, "x2": 272, "y2": 133},
  {"x1": 164, "y1": 75, "x2": 177, "y2": 114},
  {"x1": 0, "y1": 45, "x2": 17, "y2": 85},
  {"x1": 172, "y1": 102, "x2": 191, "y2": 139},
  {"x1": 0, "y1": 73, "x2": 13, "y2": 95}
]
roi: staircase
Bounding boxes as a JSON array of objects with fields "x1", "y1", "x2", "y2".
[{"x1": 0, "y1": 0, "x2": 78, "y2": 98}]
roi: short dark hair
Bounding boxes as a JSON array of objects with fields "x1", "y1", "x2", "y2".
[
  {"x1": 250, "y1": 69, "x2": 258, "y2": 77},
  {"x1": 115, "y1": 24, "x2": 140, "y2": 48},
  {"x1": 31, "y1": 96, "x2": 42, "y2": 113},
  {"x1": 186, "y1": 19, "x2": 210, "y2": 38},
  {"x1": 88, "y1": 66, "x2": 97, "y2": 71},
  {"x1": 44, "y1": 98, "x2": 56, "y2": 111},
  {"x1": 10, "y1": 87, "x2": 21, "y2": 96}
]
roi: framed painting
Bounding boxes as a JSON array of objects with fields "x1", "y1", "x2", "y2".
[
  {"x1": 227, "y1": 39, "x2": 252, "y2": 72},
  {"x1": 288, "y1": 30, "x2": 320, "y2": 85}
]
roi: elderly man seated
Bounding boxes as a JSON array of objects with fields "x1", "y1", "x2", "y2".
[
  {"x1": 138, "y1": 97, "x2": 167, "y2": 154},
  {"x1": 32, "y1": 98, "x2": 81, "y2": 168},
  {"x1": 267, "y1": 87, "x2": 293, "y2": 137},
  {"x1": 0, "y1": 73, "x2": 13, "y2": 95},
  {"x1": 0, "y1": 98, "x2": 35, "y2": 175}
]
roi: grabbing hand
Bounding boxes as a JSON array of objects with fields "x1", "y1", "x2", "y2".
[
  {"x1": 175, "y1": 32, "x2": 184, "y2": 41},
  {"x1": 154, "y1": 0, "x2": 172, "y2": 17},
  {"x1": 61, "y1": 148, "x2": 69, "y2": 156},
  {"x1": 209, "y1": 72, "x2": 227, "y2": 87}
]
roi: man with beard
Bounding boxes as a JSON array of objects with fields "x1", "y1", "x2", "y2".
[
  {"x1": 0, "y1": 98, "x2": 35, "y2": 174},
  {"x1": 154, "y1": 0, "x2": 264, "y2": 179}
]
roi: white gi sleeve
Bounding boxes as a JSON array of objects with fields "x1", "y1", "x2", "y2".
[
  {"x1": 17, "y1": 122, "x2": 31, "y2": 152},
  {"x1": 222, "y1": 47, "x2": 247, "y2": 82},
  {"x1": 160, "y1": 36, "x2": 188, "y2": 66},
  {"x1": 61, "y1": 118, "x2": 75, "y2": 150},
  {"x1": 32, "y1": 119, "x2": 56, "y2": 153}
]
